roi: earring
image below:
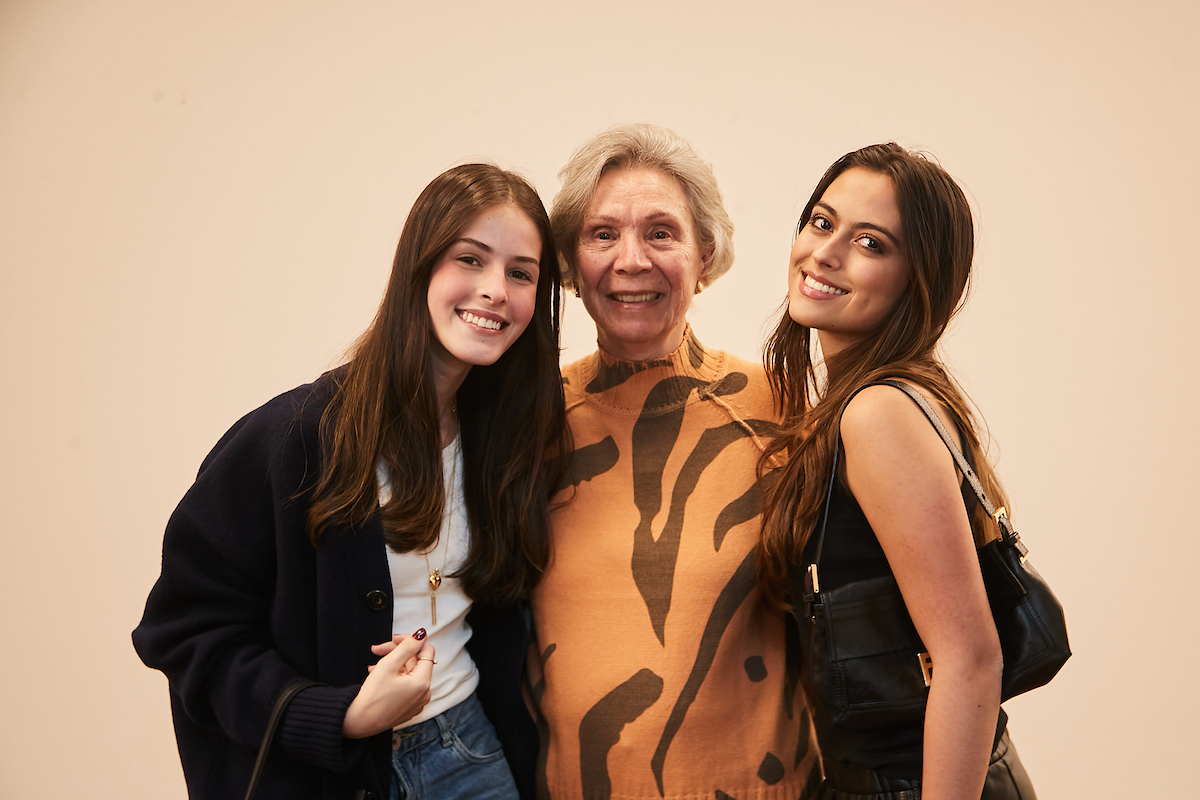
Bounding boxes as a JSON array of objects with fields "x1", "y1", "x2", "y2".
[{"x1": 574, "y1": 285, "x2": 581, "y2": 298}]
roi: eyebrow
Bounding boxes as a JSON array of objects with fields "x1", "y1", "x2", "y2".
[
  {"x1": 813, "y1": 201, "x2": 901, "y2": 246},
  {"x1": 456, "y1": 238, "x2": 540, "y2": 266},
  {"x1": 584, "y1": 210, "x2": 685, "y2": 225}
]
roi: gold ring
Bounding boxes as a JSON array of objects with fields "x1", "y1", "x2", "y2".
[{"x1": 417, "y1": 657, "x2": 437, "y2": 664}]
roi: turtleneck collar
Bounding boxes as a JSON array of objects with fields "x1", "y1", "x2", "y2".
[{"x1": 573, "y1": 326, "x2": 729, "y2": 415}]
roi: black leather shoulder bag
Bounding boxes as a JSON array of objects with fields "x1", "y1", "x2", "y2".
[{"x1": 802, "y1": 379, "x2": 1071, "y2": 729}]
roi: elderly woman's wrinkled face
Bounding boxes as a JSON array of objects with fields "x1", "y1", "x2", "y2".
[{"x1": 575, "y1": 167, "x2": 706, "y2": 361}]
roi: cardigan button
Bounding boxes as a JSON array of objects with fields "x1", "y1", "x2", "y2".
[{"x1": 364, "y1": 589, "x2": 389, "y2": 611}]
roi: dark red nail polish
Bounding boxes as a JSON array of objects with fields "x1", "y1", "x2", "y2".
[{"x1": 413, "y1": 628, "x2": 427, "y2": 641}]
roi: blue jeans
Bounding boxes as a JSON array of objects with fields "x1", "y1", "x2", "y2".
[{"x1": 388, "y1": 692, "x2": 519, "y2": 800}]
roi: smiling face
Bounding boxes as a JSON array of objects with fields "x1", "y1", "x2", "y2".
[
  {"x1": 788, "y1": 167, "x2": 909, "y2": 357},
  {"x1": 575, "y1": 166, "x2": 706, "y2": 361},
  {"x1": 426, "y1": 202, "x2": 542, "y2": 389}
]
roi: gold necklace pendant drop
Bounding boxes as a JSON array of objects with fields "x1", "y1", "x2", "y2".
[
  {"x1": 426, "y1": 435, "x2": 456, "y2": 628},
  {"x1": 429, "y1": 568, "x2": 441, "y2": 625}
]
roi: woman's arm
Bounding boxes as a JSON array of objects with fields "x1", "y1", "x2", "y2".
[
  {"x1": 135, "y1": 442, "x2": 365, "y2": 771},
  {"x1": 840, "y1": 384, "x2": 1002, "y2": 800},
  {"x1": 133, "y1": 385, "x2": 432, "y2": 773}
]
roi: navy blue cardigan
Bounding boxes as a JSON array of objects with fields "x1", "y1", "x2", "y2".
[{"x1": 133, "y1": 374, "x2": 537, "y2": 799}]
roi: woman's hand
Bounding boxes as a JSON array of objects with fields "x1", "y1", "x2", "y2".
[{"x1": 342, "y1": 629, "x2": 436, "y2": 739}]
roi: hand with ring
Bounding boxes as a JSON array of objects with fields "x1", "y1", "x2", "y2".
[{"x1": 342, "y1": 628, "x2": 436, "y2": 738}]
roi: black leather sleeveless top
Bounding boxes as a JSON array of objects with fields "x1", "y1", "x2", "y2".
[{"x1": 786, "y1": 469, "x2": 984, "y2": 783}]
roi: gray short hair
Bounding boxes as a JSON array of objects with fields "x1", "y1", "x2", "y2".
[{"x1": 550, "y1": 123, "x2": 735, "y2": 291}]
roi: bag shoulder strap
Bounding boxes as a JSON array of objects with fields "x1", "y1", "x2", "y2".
[
  {"x1": 244, "y1": 679, "x2": 322, "y2": 800},
  {"x1": 808, "y1": 382, "x2": 878, "y2": 570},
  {"x1": 872, "y1": 379, "x2": 1018, "y2": 545},
  {"x1": 873, "y1": 381, "x2": 992, "y2": 510},
  {"x1": 809, "y1": 379, "x2": 1017, "y2": 576}
]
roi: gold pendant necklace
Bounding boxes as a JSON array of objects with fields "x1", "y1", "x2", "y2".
[
  {"x1": 426, "y1": 565, "x2": 442, "y2": 625},
  {"x1": 422, "y1": 436, "x2": 457, "y2": 626}
]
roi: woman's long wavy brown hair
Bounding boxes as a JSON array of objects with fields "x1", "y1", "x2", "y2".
[
  {"x1": 306, "y1": 163, "x2": 567, "y2": 605},
  {"x1": 758, "y1": 143, "x2": 1008, "y2": 607}
]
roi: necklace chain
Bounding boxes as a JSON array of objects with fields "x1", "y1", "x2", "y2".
[{"x1": 422, "y1": 436, "x2": 457, "y2": 626}]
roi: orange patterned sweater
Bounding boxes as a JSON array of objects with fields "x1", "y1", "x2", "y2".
[{"x1": 531, "y1": 329, "x2": 819, "y2": 800}]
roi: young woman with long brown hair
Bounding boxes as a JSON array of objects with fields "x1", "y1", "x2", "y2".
[
  {"x1": 134, "y1": 163, "x2": 566, "y2": 800},
  {"x1": 759, "y1": 144, "x2": 1037, "y2": 799}
]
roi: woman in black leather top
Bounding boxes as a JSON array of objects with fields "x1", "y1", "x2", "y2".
[{"x1": 757, "y1": 144, "x2": 1037, "y2": 799}]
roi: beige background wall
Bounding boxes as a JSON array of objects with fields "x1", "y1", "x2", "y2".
[{"x1": 2, "y1": 1, "x2": 1196, "y2": 796}]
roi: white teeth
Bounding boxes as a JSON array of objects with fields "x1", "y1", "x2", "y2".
[
  {"x1": 459, "y1": 311, "x2": 503, "y2": 330},
  {"x1": 804, "y1": 274, "x2": 847, "y2": 296},
  {"x1": 612, "y1": 292, "x2": 659, "y2": 303}
]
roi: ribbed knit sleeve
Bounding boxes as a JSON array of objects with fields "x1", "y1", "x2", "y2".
[{"x1": 278, "y1": 684, "x2": 368, "y2": 773}]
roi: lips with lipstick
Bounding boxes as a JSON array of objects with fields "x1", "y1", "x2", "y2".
[
  {"x1": 458, "y1": 309, "x2": 506, "y2": 330},
  {"x1": 803, "y1": 272, "x2": 847, "y2": 296}
]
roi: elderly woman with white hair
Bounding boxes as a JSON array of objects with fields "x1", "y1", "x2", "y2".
[{"x1": 530, "y1": 124, "x2": 819, "y2": 799}]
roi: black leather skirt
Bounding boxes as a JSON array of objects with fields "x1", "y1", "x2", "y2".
[{"x1": 814, "y1": 731, "x2": 1037, "y2": 800}]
